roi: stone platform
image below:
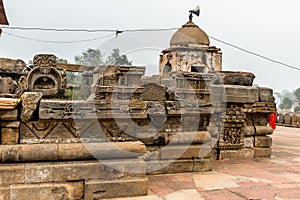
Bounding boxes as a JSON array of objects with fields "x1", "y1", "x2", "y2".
[{"x1": 110, "y1": 126, "x2": 300, "y2": 200}]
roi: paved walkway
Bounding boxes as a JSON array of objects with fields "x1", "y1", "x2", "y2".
[{"x1": 112, "y1": 126, "x2": 300, "y2": 200}]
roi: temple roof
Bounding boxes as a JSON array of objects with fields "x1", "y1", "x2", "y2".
[
  {"x1": 0, "y1": 0, "x2": 9, "y2": 25},
  {"x1": 170, "y1": 20, "x2": 209, "y2": 47}
]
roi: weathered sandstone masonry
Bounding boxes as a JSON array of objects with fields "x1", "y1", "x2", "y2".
[{"x1": 0, "y1": 15, "x2": 276, "y2": 199}]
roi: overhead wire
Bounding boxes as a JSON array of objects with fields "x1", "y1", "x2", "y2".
[
  {"x1": 209, "y1": 36, "x2": 300, "y2": 72},
  {"x1": 3, "y1": 31, "x2": 115, "y2": 43},
  {"x1": 0, "y1": 25, "x2": 299, "y2": 71},
  {"x1": 0, "y1": 26, "x2": 179, "y2": 33}
]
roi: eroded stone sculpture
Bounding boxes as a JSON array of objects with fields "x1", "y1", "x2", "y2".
[{"x1": 19, "y1": 54, "x2": 67, "y2": 98}]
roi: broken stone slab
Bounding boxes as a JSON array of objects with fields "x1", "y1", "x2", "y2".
[
  {"x1": 20, "y1": 92, "x2": 43, "y2": 122},
  {"x1": 0, "y1": 98, "x2": 20, "y2": 110},
  {"x1": 214, "y1": 71, "x2": 255, "y2": 86},
  {"x1": 0, "y1": 58, "x2": 26, "y2": 74},
  {"x1": 259, "y1": 87, "x2": 274, "y2": 102},
  {"x1": 84, "y1": 178, "x2": 148, "y2": 199},
  {"x1": 0, "y1": 142, "x2": 146, "y2": 163},
  {"x1": 0, "y1": 109, "x2": 18, "y2": 120},
  {"x1": 0, "y1": 77, "x2": 18, "y2": 94}
]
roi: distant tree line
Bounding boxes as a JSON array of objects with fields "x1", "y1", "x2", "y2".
[
  {"x1": 74, "y1": 48, "x2": 132, "y2": 66},
  {"x1": 276, "y1": 88, "x2": 300, "y2": 111}
]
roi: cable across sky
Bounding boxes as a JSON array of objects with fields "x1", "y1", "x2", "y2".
[{"x1": 1, "y1": 25, "x2": 300, "y2": 72}]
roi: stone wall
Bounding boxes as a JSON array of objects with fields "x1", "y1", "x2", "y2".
[{"x1": 0, "y1": 55, "x2": 276, "y2": 199}]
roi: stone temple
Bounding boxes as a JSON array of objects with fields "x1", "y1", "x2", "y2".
[{"x1": 0, "y1": 12, "x2": 276, "y2": 200}]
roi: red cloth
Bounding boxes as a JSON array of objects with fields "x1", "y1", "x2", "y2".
[{"x1": 269, "y1": 113, "x2": 277, "y2": 129}]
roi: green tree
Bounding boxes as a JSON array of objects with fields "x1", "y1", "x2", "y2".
[
  {"x1": 74, "y1": 48, "x2": 104, "y2": 66},
  {"x1": 294, "y1": 106, "x2": 300, "y2": 114},
  {"x1": 105, "y1": 48, "x2": 132, "y2": 66},
  {"x1": 56, "y1": 57, "x2": 68, "y2": 64},
  {"x1": 294, "y1": 87, "x2": 300, "y2": 101},
  {"x1": 279, "y1": 97, "x2": 293, "y2": 110}
]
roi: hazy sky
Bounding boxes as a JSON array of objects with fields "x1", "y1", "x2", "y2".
[{"x1": 1, "y1": 0, "x2": 300, "y2": 92}]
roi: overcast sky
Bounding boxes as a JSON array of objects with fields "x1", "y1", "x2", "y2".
[{"x1": 1, "y1": 0, "x2": 300, "y2": 92}]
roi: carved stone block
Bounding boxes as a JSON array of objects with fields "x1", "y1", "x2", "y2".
[
  {"x1": 1, "y1": 128, "x2": 19, "y2": 145},
  {"x1": 141, "y1": 83, "x2": 166, "y2": 101},
  {"x1": 20, "y1": 92, "x2": 43, "y2": 122},
  {"x1": 20, "y1": 121, "x2": 80, "y2": 144},
  {"x1": 254, "y1": 136, "x2": 272, "y2": 148},
  {"x1": 160, "y1": 145, "x2": 213, "y2": 159},
  {"x1": 24, "y1": 54, "x2": 67, "y2": 98},
  {"x1": 223, "y1": 85, "x2": 259, "y2": 103},
  {"x1": 0, "y1": 164, "x2": 25, "y2": 184},
  {"x1": 243, "y1": 136, "x2": 254, "y2": 148},
  {"x1": 254, "y1": 147, "x2": 272, "y2": 158},
  {"x1": 218, "y1": 148, "x2": 254, "y2": 160},
  {"x1": 164, "y1": 131, "x2": 211, "y2": 144},
  {"x1": 259, "y1": 87, "x2": 274, "y2": 102}
]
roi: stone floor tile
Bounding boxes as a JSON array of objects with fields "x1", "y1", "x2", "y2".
[
  {"x1": 163, "y1": 189, "x2": 204, "y2": 200},
  {"x1": 199, "y1": 189, "x2": 248, "y2": 200},
  {"x1": 228, "y1": 185, "x2": 278, "y2": 200}
]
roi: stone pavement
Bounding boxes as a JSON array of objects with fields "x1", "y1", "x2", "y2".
[{"x1": 111, "y1": 126, "x2": 300, "y2": 200}]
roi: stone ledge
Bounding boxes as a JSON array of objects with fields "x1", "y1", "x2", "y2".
[
  {"x1": 0, "y1": 98, "x2": 20, "y2": 110},
  {"x1": 146, "y1": 159, "x2": 212, "y2": 175},
  {"x1": 254, "y1": 147, "x2": 272, "y2": 158},
  {"x1": 0, "y1": 142, "x2": 146, "y2": 162},
  {"x1": 85, "y1": 178, "x2": 148, "y2": 199},
  {"x1": 219, "y1": 148, "x2": 254, "y2": 160},
  {"x1": 0, "y1": 181, "x2": 84, "y2": 200},
  {"x1": 0, "y1": 160, "x2": 146, "y2": 185}
]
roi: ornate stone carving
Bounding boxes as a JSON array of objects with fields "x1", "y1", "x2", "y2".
[{"x1": 22, "y1": 54, "x2": 67, "y2": 98}]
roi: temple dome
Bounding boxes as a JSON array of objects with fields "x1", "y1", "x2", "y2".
[{"x1": 170, "y1": 20, "x2": 210, "y2": 47}]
